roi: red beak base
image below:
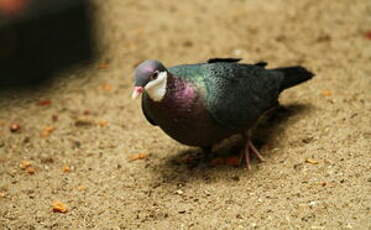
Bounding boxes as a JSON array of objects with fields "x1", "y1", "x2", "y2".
[{"x1": 132, "y1": 86, "x2": 144, "y2": 99}]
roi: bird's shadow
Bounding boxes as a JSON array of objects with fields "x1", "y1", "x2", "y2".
[{"x1": 150, "y1": 103, "x2": 313, "y2": 184}]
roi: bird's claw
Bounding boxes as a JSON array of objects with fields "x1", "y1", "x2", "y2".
[{"x1": 240, "y1": 137, "x2": 265, "y2": 170}]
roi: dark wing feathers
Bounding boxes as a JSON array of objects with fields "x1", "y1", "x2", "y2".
[
  {"x1": 207, "y1": 58, "x2": 267, "y2": 68},
  {"x1": 254, "y1": 61, "x2": 268, "y2": 67},
  {"x1": 202, "y1": 62, "x2": 282, "y2": 129},
  {"x1": 273, "y1": 66, "x2": 314, "y2": 91},
  {"x1": 207, "y1": 58, "x2": 242, "y2": 63}
]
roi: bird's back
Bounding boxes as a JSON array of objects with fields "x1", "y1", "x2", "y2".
[{"x1": 169, "y1": 61, "x2": 283, "y2": 129}]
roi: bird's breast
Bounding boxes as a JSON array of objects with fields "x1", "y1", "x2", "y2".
[{"x1": 144, "y1": 82, "x2": 235, "y2": 146}]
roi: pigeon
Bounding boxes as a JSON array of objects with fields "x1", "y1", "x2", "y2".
[{"x1": 132, "y1": 58, "x2": 314, "y2": 169}]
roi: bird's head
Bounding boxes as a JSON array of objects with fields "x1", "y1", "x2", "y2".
[{"x1": 132, "y1": 60, "x2": 168, "y2": 102}]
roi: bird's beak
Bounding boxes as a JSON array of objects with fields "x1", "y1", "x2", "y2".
[{"x1": 132, "y1": 86, "x2": 144, "y2": 99}]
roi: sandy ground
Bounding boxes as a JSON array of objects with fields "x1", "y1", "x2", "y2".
[{"x1": 1, "y1": 0, "x2": 371, "y2": 229}]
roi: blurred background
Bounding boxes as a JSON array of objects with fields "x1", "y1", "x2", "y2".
[
  {"x1": 0, "y1": 0, "x2": 370, "y2": 229},
  {"x1": 0, "y1": 0, "x2": 94, "y2": 84}
]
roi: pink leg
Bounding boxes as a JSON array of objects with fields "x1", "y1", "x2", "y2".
[{"x1": 241, "y1": 133, "x2": 265, "y2": 170}]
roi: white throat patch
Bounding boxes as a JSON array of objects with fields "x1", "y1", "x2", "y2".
[{"x1": 145, "y1": 71, "x2": 168, "y2": 102}]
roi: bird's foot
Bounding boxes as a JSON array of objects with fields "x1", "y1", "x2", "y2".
[{"x1": 240, "y1": 137, "x2": 265, "y2": 170}]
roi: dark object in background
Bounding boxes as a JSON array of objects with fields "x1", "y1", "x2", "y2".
[{"x1": 0, "y1": 0, "x2": 95, "y2": 85}]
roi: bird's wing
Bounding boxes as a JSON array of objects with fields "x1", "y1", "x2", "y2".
[
  {"x1": 254, "y1": 61, "x2": 268, "y2": 67},
  {"x1": 141, "y1": 94, "x2": 157, "y2": 126},
  {"x1": 207, "y1": 58, "x2": 242, "y2": 63},
  {"x1": 202, "y1": 62, "x2": 283, "y2": 129},
  {"x1": 206, "y1": 58, "x2": 267, "y2": 68}
]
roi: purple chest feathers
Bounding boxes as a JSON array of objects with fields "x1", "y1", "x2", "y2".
[{"x1": 143, "y1": 78, "x2": 233, "y2": 147}]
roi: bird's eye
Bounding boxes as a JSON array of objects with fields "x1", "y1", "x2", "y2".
[{"x1": 151, "y1": 71, "x2": 159, "y2": 80}]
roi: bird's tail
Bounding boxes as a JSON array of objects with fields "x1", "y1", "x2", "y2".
[{"x1": 274, "y1": 66, "x2": 315, "y2": 92}]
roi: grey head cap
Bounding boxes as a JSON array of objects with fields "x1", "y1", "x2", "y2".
[{"x1": 134, "y1": 60, "x2": 167, "y2": 87}]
